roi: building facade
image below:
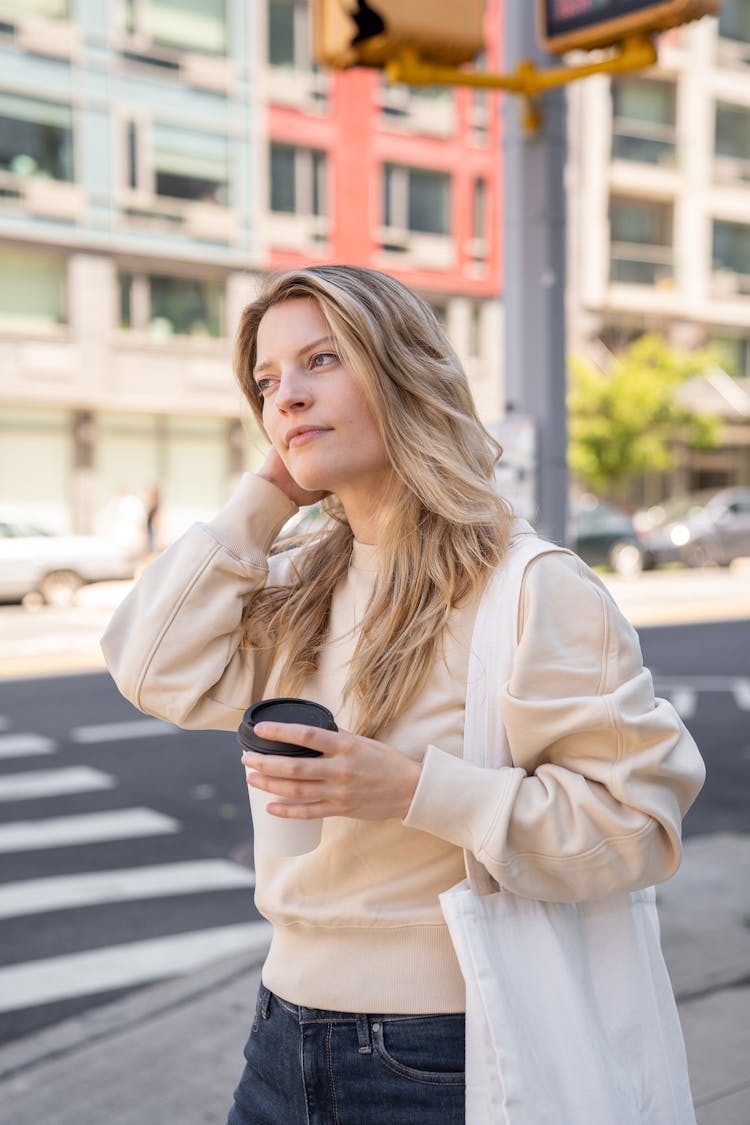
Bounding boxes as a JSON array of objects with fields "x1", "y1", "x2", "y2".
[
  {"x1": 567, "y1": 0, "x2": 750, "y2": 498},
  {"x1": 0, "y1": 0, "x2": 504, "y2": 540}
]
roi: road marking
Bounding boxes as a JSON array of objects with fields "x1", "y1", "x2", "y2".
[
  {"x1": 69, "y1": 720, "x2": 179, "y2": 743},
  {"x1": 664, "y1": 687, "x2": 697, "y2": 719},
  {"x1": 0, "y1": 733, "x2": 57, "y2": 759},
  {"x1": 0, "y1": 808, "x2": 179, "y2": 853},
  {"x1": 654, "y1": 676, "x2": 750, "y2": 713},
  {"x1": 0, "y1": 921, "x2": 271, "y2": 1013},
  {"x1": 0, "y1": 860, "x2": 255, "y2": 919},
  {"x1": 0, "y1": 767, "x2": 116, "y2": 803}
]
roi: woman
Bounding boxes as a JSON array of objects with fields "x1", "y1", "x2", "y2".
[{"x1": 101, "y1": 266, "x2": 704, "y2": 1125}]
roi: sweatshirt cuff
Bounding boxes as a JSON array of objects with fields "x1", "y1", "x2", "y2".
[
  {"x1": 403, "y1": 744, "x2": 524, "y2": 855},
  {"x1": 204, "y1": 474, "x2": 297, "y2": 559}
]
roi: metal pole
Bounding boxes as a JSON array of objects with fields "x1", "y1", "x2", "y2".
[{"x1": 503, "y1": 4, "x2": 569, "y2": 545}]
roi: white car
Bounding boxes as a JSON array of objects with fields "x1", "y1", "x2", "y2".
[{"x1": 0, "y1": 520, "x2": 136, "y2": 607}]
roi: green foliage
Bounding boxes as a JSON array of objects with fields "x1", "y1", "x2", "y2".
[{"x1": 567, "y1": 334, "x2": 722, "y2": 500}]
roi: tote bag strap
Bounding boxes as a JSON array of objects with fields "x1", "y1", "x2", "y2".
[{"x1": 463, "y1": 521, "x2": 571, "y2": 894}]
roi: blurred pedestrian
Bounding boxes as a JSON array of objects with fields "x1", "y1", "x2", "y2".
[
  {"x1": 102, "y1": 266, "x2": 704, "y2": 1124},
  {"x1": 145, "y1": 486, "x2": 161, "y2": 557}
]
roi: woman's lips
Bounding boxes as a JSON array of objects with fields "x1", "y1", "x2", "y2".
[{"x1": 287, "y1": 428, "x2": 329, "y2": 448}]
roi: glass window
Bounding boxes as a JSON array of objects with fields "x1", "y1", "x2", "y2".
[
  {"x1": 120, "y1": 0, "x2": 227, "y2": 54},
  {"x1": 719, "y1": 0, "x2": 750, "y2": 43},
  {"x1": 270, "y1": 143, "x2": 296, "y2": 212},
  {"x1": 715, "y1": 101, "x2": 750, "y2": 160},
  {"x1": 611, "y1": 78, "x2": 676, "y2": 165},
  {"x1": 409, "y1": 169, "x2": 450, "y2": 235},
  {"x1": 384, "y1": 164, "x2": 451, "y2": 235},
  {"x1": 270, "y1": 143, "x2": 326, "y2": 215},
  {"x1": 153, "y1": 123, "x2": 228, "y2": 203},
  {"x1": 118, "y1": 272, "x2": 224, "y2": 336},
  {"x1": 0, "y1": 248, "x2": 67, "y2": 330},
  {"x1": 713, "y1": 219, "x2": 750, "y2": 276},
  {"x1": 269, "y1": 0, "x2": 295, "y2": 65},
  {"x1": 0, "y1": 92, "x2": 73, "y2": 181},
  {"x1": 609, "y1": 197, "x2": 673, "y2": 285},
  {"x1": 473, "y1": 177, "x2": 487, "y2": 241}
]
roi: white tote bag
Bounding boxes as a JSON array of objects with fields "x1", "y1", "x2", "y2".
[{"x1": 440, "y1": 531, "x2": 696, "y2": 1125}]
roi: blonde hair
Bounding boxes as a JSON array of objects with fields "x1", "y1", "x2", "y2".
[{"x1": 234, "y1": 265, "x2": 512, "y2": 738}]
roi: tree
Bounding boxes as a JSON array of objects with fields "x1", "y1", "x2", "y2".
[{"x1": 567, "y1": 334, "x2": 721, "y2": 503}]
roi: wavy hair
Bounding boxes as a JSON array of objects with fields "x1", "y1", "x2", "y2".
[{"x1": 234, "y1": 265, "x2": 512, "y2": 738}]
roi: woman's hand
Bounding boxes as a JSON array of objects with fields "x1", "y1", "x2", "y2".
[
  {"x1": 256, "y1": 448, "x2": 329, "y2": 509},
  {"x1": 241, "y1": 722, "x2": 422, "y2": 822}
]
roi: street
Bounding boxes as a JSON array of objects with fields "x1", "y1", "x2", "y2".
[
  {"x1": 0, "y1": 672, "x2": 265, "y2": 1046},
  {"x1": 0, "y1": 589, "x2": 747, "y2": 1050}
]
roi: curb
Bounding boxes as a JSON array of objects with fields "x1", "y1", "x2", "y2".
[{"x1": 0, "y1": 941, "x2": 269, "y2": 1083}]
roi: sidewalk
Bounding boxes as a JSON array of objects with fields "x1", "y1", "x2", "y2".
[{"x1": 0, "y1": 833, "x2": 747, "y2": 1124}]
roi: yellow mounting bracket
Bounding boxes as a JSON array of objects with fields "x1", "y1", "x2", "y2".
[{"x1": 384, "y1": 33, "x2": 658, "y2": 133}]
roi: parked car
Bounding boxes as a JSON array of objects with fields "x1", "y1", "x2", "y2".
[
  {"x1": 635, "y1": 487, "x2": 750, "y2": 568},
  {"x1": 572, "y1": 496, "x2": 647, "y2": 577},
  {"x1": 0, "y1": 520, "x2": 136, "y2": 607}
]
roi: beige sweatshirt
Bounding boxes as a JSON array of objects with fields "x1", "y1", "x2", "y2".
[{"x1": 101, "y1": 474, "x2": 705, "y2": 1013}]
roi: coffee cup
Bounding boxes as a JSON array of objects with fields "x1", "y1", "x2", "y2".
[{"x1": 237, "y1": 697, "x2": 337, "y2": 856}]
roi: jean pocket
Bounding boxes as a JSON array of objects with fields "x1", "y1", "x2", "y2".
[{"x1": 371, "y1": 1015, "x2": 465, "y2": 1086}]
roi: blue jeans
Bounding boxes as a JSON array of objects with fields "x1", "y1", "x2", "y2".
[{"x1": 227, "y1": 984, "x2": 465, "y2": 1124}]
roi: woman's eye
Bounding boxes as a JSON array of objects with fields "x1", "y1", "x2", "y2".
[
  {"x1": 255, "y1": 377, "x2": 276, "y2": 396},
  {"x1": 310, "y1": 351, "x2": 338, "y2": 368}
]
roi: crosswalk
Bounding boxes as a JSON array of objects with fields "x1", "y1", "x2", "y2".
[{"x1": 0, "y1": 710, "x2": 267, "y2": 1043}]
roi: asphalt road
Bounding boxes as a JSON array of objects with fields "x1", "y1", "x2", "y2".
[{"x1": 0, "y1": 616, "x2": 747, "y2": 1047}]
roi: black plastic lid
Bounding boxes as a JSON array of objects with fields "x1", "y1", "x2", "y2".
[{"x1": 237, "y1": 697, "x2": 337, "y2": 757}]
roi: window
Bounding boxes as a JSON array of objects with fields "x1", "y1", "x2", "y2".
[
  {"x1": 270, "y1": 143, "x2": 326, "y2": 215},
  {"x1": 152, "y1": 123, "x2": 228, "y2": 204},
  {"x1": 719, "y1": 0, "x2": 750, "y2": 44},
  {"x1": 609, "y1": 197, "x2": 673, "y2": 285},
  {"x1": 713, "y1": 220, "x2": 750, "y2": 291},
  {"x1": 611, "y1": 78, "x2": 676, "y2": 165},
  {"x1": 118, "y1": 272, "x2": 224, "y2": 336},
  {"x1": 711, "y1": 335, "x2": 750, "y2": 379},
  {"x1": 268, "y1": 0, "x2": 312, "y2": 69},
  {"x1": 383, "y1": 164, "x2": 451, "y2": 235},
  {"x1": 119, "y1": 0, "x2": 227, "y2": 55},
  {"x1": 715, "y1": 101, "x2": 750, "y2": 179},
  {"x1": 473, "y1": 177, "x2": 487, "y2": 241},
  {"x1": 0, "y1": 248, "x2": 66, "y2": 330},
  {"x1": 0, "y1": 92, "x2": 73, "y2": 181}
]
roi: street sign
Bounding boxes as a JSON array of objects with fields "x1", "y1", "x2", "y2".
[{"x1": 538, "y1": 0, "x2": 721, "y2": 54}]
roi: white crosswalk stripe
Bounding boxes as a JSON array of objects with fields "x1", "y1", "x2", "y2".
[
  {"x1": 0, "y1": 733, "x2": 57, "y2": 758},
  {"x1": 0, "y1": 922, "x2": 271, "y2": 1014},
  {"x1": 0, "y1": 767, "x2": 116, "y2": 803},
  {"x1": 69, "y1": 720, "x2": 179, "y2": 743},
  {"x1": 0, "y1": 860, "x2": 255, "y2": 919},
  {"x1": 0, "y1": 808, "x2": 180, "y2": 853}
]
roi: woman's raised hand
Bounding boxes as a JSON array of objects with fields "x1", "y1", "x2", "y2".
[
  {"x1": 241, "y1": 723, "x2": 422, "y2": 822},
  {"x1": 256, "y1": 448, "x2": 330, "y2": 509}
]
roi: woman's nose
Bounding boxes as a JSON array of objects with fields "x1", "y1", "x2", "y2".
[{"x1": 275, "y1": 369, "x2": 311, "y2": 412}]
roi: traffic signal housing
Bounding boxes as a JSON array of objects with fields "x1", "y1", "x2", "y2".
[
  {"x1": 313, "y1": 0, "x2": 486, "y2": 70},
  {"x1": 538, "y1": 0, "x2": 722, "y2": 56}
]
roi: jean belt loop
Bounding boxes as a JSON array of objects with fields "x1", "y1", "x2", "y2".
[
  {"x1": 260, "y1": 986, "x2": 272, "y2": 1021},
  {"x1": 355, "y1": 1013, "x2": 372, "y2": 1054}
]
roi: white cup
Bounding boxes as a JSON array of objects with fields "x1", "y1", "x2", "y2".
[
  {"x1": 238, "y1": 697, "x2": 335, "y2": 858},
  {"x1": 246, "y1": 776, "x2": 323, "y2": 856}
]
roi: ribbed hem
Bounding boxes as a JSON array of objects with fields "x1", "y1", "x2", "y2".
[
  {"x1": 204, "y1": 473, "x2": 297, "y2": 559},
  {"x1": 261, "y1": 922, "x2": 466, "y2": 1014}
]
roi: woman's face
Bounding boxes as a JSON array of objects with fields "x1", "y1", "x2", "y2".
[{"x1": 254, "y1": 298, "x2": 392, "y2": 505}]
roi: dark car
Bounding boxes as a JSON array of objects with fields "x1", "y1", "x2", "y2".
[
  {"x1": 635, "y1": 487, "x2": 750, "y2": 568},
  {"x1": 572, "y1": 496, "x2": 647, "y2": 577}
]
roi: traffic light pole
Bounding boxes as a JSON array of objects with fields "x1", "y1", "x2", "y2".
[{"x1": 503, "y1": 5, "x2": 569, "y2": 546}]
